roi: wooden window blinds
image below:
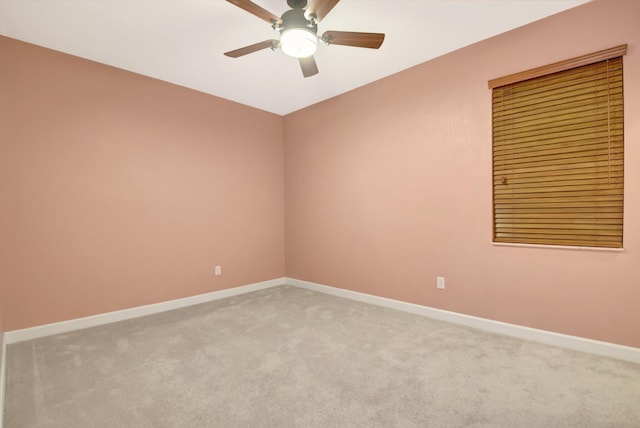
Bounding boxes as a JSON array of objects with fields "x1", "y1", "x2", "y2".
[{"x1": 489, "y1": 45, "x2": 626, "y2": 248}]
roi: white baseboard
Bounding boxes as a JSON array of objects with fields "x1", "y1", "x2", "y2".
[
  {"x1": 4, "y1": 275, "x2": 638, "y2": 364},
  {"x1": 0, "y1": 333, "x2": 6, "y2": 428},
  {"x1": 285, "y1": 277, "x2": 640, "y2": 364},
  {"x1": 4, "y1": 278, "x2": 285, "y2": 345}
]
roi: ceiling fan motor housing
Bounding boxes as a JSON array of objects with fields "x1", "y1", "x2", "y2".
[{"x1": 280, "y1": 9, "x2": 317, "y2": 35}]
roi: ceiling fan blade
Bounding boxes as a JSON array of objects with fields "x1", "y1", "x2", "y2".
[
  {"x1": 321, "y1": 31, "x2": 385, "y2": 49},
  {"x1": 224, "y1": 40, "x2": 278, "y2": 58},
  {"x1": 226, "y1": 0, "x2": 281, "y2": 24},
  {"x1": 306, "y1": 0, "x2": 340, "y2": 22},
  {"x1": 299, "y1": 56, "x2": 319, "y2": 78}
]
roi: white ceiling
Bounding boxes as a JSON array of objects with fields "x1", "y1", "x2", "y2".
[{"x1": 0, "y1": 0, "x2": 589, "y2": 115}]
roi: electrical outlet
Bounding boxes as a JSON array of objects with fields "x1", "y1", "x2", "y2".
[
  {"x1": 215, "y1": 265, "x2": 222, "y2": 276},
  {"x1": 436, "y1": 276, "x2": 445, "y2": 289}
]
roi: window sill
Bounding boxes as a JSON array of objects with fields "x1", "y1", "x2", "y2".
[{"x1": 492, "y1": 242, "x2": 625, "y2": 252}]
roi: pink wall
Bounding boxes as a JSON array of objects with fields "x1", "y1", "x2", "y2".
[
  {"x1": 284, "y1": 0, "x2": 640, "y2": 348},
  {"x1": 1, "y1": 0, "x2": 638, "y2": 349},
  {"x1": 0, "y1": 36, "x2": 285, "y2": 331}
]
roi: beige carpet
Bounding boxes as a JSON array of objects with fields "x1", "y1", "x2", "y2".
[{"x1": 4, "y1": 285, "x2": 640, "y2": 427}]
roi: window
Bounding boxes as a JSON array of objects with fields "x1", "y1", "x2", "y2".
[{"x1": 489, "y1": 45, "x2": 626, "y2": 249}]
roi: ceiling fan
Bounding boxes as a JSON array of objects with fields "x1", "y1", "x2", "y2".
[{"x1": 224, "y1": 0, "x2": 385, "y2": 78}]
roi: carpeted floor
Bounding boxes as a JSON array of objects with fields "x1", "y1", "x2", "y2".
[{"x1": 4, "y1": 285, "x2": 640, "y2": 427}]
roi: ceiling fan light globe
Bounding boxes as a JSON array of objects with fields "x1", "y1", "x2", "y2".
[{"x1": 280, "y1": 28, "x2": 317, "y2": 58}]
